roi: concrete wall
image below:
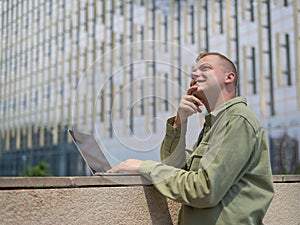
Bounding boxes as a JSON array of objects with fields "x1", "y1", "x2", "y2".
[{"x1": 0, "y1": 175, "x2": 299, "y2": 225}]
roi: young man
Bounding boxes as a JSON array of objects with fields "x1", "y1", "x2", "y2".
[{"x1": 108, "y1": 52, "x2": 274, "y2": 224}]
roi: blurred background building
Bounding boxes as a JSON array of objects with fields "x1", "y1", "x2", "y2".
[{"x1": 0, "y1": 0, "x2": 299, "y2": 176}]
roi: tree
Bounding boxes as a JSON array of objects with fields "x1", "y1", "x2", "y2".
[{"x1": 21, "y1": 161, "x2": 52, "y2": 177}]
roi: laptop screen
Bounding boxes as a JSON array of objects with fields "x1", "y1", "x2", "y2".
[{"x1": 69, "y1": 130, "x2": 112, "y2": 173}]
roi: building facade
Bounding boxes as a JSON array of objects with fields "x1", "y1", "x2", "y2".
[{"x1": 1, "y1": 0, "x2": 300, "y2": 176}]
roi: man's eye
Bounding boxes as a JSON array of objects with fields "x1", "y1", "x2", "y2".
[{"x1": 201, "y1": 66, "x2": 211, "y2": 71}]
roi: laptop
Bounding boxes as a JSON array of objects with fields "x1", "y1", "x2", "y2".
[{"x1": 68, "y1": 129, "x2": 134, "y2": 176}]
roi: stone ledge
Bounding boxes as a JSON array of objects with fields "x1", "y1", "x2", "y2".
[
  {"x1": 0, "y1": 175, "x2": 299, "y2": 189},
  {"x1": 0, "y1": 175, "x2": 299, "y2": 225},
  {"x1": 0, "y1": 175, "x2": 151, "y2": 189},
  {"x1": 272, "y1": 175, "x2": 300, "y2": 183}
]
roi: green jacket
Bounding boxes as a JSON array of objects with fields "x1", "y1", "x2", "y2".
[{"x1": 139, "y1": 97, "x2": 274, "y2": 225}]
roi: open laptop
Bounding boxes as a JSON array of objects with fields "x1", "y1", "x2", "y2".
[{"x1": 68, "y1": 129, "x2": 134, "y2": 176}]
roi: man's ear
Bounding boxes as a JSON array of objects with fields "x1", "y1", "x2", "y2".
[{"x1": 225, "y1": 72, "x2": 235, "y2": 84}]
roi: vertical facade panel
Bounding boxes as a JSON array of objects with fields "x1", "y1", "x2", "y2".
[
  {"x1": 293, "y1": 0, "x2": 300, "y2": 110},
  {"x1": 257, "y1": 0, "x2": 267, "y2": 117}
]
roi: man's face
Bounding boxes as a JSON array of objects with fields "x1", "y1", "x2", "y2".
[{"x1": 190, "y1": 55, "x2": 226, "y2": 100}]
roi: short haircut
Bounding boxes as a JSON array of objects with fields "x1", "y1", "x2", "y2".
[{"x1": 196, "y1": 52, "x2": 238, "y2": 86}]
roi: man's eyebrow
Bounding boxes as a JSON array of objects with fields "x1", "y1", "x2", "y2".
[{"x1": 192, "y1": 63, "x2": 212, "y2": 71}]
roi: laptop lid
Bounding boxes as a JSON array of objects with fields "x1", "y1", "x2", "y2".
[{"x1": 68, "y1": 129, "x2": 112, "y2": 174}]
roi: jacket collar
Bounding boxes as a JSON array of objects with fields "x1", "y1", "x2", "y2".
[{"x1": 205, "y1": 96, "x2": 247, "y2": 122}]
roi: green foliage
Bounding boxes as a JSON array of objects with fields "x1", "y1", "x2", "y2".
[
  {"x1": 21, "y1": 161, "x2": 52, "y2": 177},
  {"x1": 295, "y1": 165, "x2": 300, "y2": 174}
]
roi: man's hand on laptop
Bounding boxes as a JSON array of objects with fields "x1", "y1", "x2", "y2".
[{"x1": 107, "y1": 159, "x2": 143, "y2": 174}]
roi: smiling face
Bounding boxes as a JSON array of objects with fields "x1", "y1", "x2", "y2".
[
  {"x1": 189, "y1": 53, "x2": 237, "y2": 109},
  {"x1": 190, "y1": 55, "x2": 226, "y2": 98}
]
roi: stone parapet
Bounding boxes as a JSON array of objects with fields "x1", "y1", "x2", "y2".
[{"x1": 0, "y1": 175, "x2": 299, "y2": 225}]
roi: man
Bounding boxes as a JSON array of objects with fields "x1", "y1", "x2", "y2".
[{"x1": 108, "y1": 52, "x2": 274, "y2": 224}]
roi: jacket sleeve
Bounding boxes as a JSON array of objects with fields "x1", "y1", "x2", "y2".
[
  {"x1": 159, "y1": 116, "x2": 193, "y2": 169},
  {"x1": 138, "y1": 115, "x2": 259, "y2": 209}
]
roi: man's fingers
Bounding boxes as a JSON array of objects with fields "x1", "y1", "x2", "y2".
[
  {"x1": 182, "y1": 95, "x2": 203, "y2": 108},
  {"x1": 107, "y1": 159, "x2": 142, "y2": 174},
  {"x1": 183, "y1": 100, "x2": 202, "y2": 113},
  {"x1": 190, "y1": 96, "x2": 202, "y2": 107},
  {"x1": 176, "y1": 91, "x2": 203, "y2": 126},
  {"x1": 178, "y1": 99, "x2": 201, "y2": 118},
  {"x1": 107, "y1": 166, "x2": 120, "y2": 173},
  {"x1": 187, "y1": 86, "x2": 197, "y2": 95}
]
